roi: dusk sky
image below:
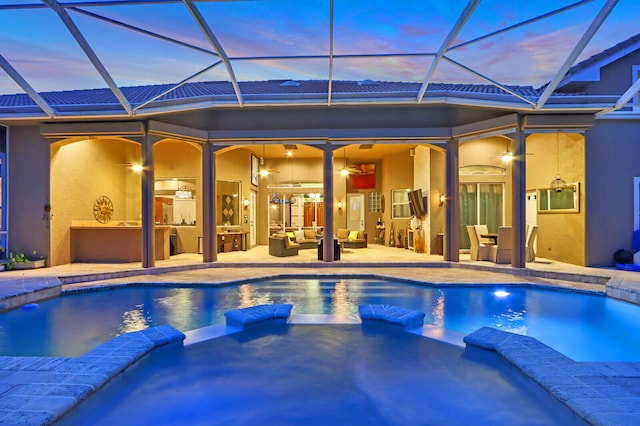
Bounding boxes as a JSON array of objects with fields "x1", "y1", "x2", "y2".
[{"x1": 0, "y1": 0, "x2": 639, "y2": 95}]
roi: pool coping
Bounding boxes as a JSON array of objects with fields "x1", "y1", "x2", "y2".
[
  {"x1": 0, "y1": 325, "x2": 184, "y2": 425},
  {"x1": 465, "y1": 327, "x2": 640, "y2": 426}
]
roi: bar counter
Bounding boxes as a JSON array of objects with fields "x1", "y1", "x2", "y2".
[{"x1": 70, "y1": 225, "x2": 171, "y2": 263}]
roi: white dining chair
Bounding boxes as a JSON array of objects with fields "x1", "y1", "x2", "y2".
[
  {"x1": 467, "y1": 225, "x2": 490, "y2": 261},
  {"x1": 525, "y1": 225, "x2": 539, "y2": 262},
  {"x1": 490, "y1": 226, "x2": 512, "y2": 264}
]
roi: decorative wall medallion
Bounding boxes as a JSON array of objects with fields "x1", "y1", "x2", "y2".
[{"x1": 93, "y1": 195, "x2": 114, "y2": 224}]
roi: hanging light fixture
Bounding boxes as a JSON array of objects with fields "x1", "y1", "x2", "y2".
[
  {"x1": 550, "y1": 133, "x2": 567, "y2": 192},
  {"x1": 499, "y1": 139, "x2": 513, "y2": 163},
  {"x1": 340, "y1": 148, "x2": 350, "y2": 177}
]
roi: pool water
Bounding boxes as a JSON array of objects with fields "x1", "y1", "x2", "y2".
[
  {"x1": 57, "y1": 323, "x2": 586, "y2": 426},
  {"x1": 1, "y1": 278, "x2": 638, "y2": 361}
]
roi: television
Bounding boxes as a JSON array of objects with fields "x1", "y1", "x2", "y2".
[{"x1": 408, "y1": 189, "x2": 426, "y2": 217}]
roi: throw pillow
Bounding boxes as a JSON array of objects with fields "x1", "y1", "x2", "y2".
[
  {"x1": 337, "y1": 229, "x2": 350, "y2": 240},
  {"x1": 357, "y1": 230, "x2": 365, "y2": 240},
  {"x1": 286, "y1": 232, "x2": 295, "y2": 240},
  {"x1": 304, "y1": 229, "x2": 316, "y2": 240},
  {"x1": 295, "y1": 230, "x2": 305, "y2": 241},
  {"x1": 348, "y1": 230, "x2": 359, "y2": 241}
]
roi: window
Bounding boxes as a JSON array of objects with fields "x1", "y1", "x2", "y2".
[
  {"x1": 537, "y1": 183, "x2": 579, "y2": 213},
  {"x1": 368, "y1": 191, "x2": 381, "y2": 213},
  {"x1": 391, "y1": 189, "x2": 411, "y2": 219}
]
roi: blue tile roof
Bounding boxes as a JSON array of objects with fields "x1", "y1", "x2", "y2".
[{"x1": 0, "y1": 80, "x2": 544, "y2": 112}]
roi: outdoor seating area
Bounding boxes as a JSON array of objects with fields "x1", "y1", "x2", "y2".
[
  {"x1": 268, "y1": 233, "x2": 300, "y2": 257},
  {"x1": 269, "y1": 230, "x2": 324, "y2": 257},
  {"x1": 286, "y1": 230, "x2": 321, "y2": 249},
  {"x1": 467, "y1": 225, "x2": 538, "y2": 264},
  {"x1": 336, "y1": 229, "x2": 368, "y2": 249}
]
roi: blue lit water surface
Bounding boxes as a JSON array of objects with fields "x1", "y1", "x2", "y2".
[{"x1": 1, "y1": 278, "x2": 638, "y2": 361}]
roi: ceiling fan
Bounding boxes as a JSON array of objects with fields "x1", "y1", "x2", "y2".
[
  {"x1": 258, "y1": 145, "x2": 280, "y2": 176},
  {"x1": 339, "y1": 148, "x2": 371, "y2": 176},
  {"x1": 492, "y1": 138, "x2": 533, "y2": 163}
]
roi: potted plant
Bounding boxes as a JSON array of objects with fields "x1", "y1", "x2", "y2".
[
  {"x1": 0, "y1": 246, "x2": 5, "y2": 271},
  {"x1": 8, "y1": 249, "x2": 46, "y2": 270}
]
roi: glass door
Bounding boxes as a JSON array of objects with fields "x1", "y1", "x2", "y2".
[{"x1": 460, "y1": 183, "x2": 504, "y2": 249}]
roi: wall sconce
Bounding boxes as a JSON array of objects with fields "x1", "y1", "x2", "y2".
[
  {"x1": 130, "y1": 163, "x2": 143, "y2": 173},
  {"x1": 439, "y1": 194, "x2": 445, "y2": 206},
  {"x1": 337, "y1": 200, "x2": 343, "y2": 210},
  {"x1": 243, "y1": 198, "x2": 249, "y2": 209}
]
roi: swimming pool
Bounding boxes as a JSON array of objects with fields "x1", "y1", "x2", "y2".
[
  {"x1": 57, "y1": 323, "x2": 586, "y2": 426},
  {"x1": 1, "y1": 277, "x2": 638, "y2": 361}
]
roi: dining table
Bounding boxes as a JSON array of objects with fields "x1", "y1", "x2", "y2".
[{"x1": 480, "y1": 233, "x2": 498, "y2": 244}]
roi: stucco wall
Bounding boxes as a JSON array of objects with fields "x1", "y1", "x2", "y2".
[
  {"x1": 458, "y1": 137, "x2": 512, "y2": 232},
  {"x1": 154, "y1": 140, "x2": 202, "y2": 253},
  {"x1": 429, "y1": 148, "x2": 445, "y2": 254},
  {"x1": 382, "y1": 150, "x2": 414, "y2": 246},
  {"x1": 585, "y1": 120, "x2": 640, "y2": 266},
  {"x1": 50, "y1": 137, "x2": 141, "y2": 265},
  {"x1": 413, "y1": 146, "x2": 430, "y2": 252},
  {"x1": 7, "y1": 125, "x2": 50, "y2": 261},
  {"x1": 526, "y1": 133, "x2": 585, "y2": 266}
]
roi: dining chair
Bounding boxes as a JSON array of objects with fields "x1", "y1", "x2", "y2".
[
  {"x1": 490, "y1": 226, "x2": 512, "y2": 264},
  {"x1": 525, "y1": 225, "x2": 539, "y2": 262},
  {"x1": 467, "y1": 225, "x2": 490, "y2": 261}
]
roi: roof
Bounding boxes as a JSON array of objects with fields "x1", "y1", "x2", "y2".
[
  {"x1": 559, "y1": 32, "x2": 640, "y2": 87},
  {"x1": 0, "y1": 79, "x2": 608, "y2": 119},
  {"x1": 0, "y1": 2, "x2": 637, "y2": 119}
]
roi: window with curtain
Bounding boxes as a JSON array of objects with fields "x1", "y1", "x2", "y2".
[{"x1": 459, "y1": 183, "x2": 504, "y2": 249}]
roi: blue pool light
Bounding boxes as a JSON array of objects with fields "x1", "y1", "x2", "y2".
[
  {"x1": 493, "y1": 290, "x2": 510, "y2": 298},
  {"x1": 21, "y1": 303, "x2": 39, "y2": 310}
]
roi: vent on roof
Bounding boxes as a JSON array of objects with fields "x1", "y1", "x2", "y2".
[
  {"x1": 280, "y1": 80, "x2": 300, "y2": 87},
  {"x1": 358, "y1": 79, "x2": 378, "y2": 86},
  {"x1": 283, "y1": 144, "x2": 297, "y2": 150},
  {"x1": 359, "y1": 144, "x2": 374, "y2": 149}
]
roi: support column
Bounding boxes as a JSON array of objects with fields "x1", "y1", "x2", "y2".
[
  {"x1": 141, "y1": 134, "x2": 155, "y2": 268},
  {"x1": 322, "y1": 146, "x2": 335, "y2": 262},
  {"x1": 444, "y1": 138, "x2": 460, "y2": 262},
  {"x1": 202, "y1": 142, "x2": 216, "y2": 262},
  {"x1": 512, "y1": 117, "x2": 526, "y2": 268}
]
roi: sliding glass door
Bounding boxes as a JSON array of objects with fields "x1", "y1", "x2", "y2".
[{"x1": 460, "y1": 183, "x2": 504, "y2": 249}]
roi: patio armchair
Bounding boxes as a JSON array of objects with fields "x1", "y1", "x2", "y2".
[{"x1": 268, "y1": 233, "x2": 300, "y2": 257}]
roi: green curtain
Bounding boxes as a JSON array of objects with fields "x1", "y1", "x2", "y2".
[
  {"x1": 479, "y1": 184, "x2": 503, "y2": 233},
  {"x1": 459, "y1": 183, "x2": 504, "y2": 249},
  {"x1": 459, "y1": 184, "x2": 477, "y2": 249}
]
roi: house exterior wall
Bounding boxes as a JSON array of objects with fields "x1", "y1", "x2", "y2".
[
  {"x1": 154, "y1": 140, "x2": 202, "y2": 254},
  {"x1": 50, "y1": 137, "x2": 141, "y2": 266},
  {"x1": 429, "y1": 149, "x2": 446, "y2": 254},
  {"x1": 577, "y1": 48, "x2": 640, "y2": 95},
  {"x1": 8, "y1": 125, "x2": 50, "y2": 262},
  {"x1": 381, "y1": 150, "x2": 414, "y2": 246},
  {"x1": 585, "y1": 120, "x2": 640, "y2": 266},
  {"x1": 526, "y1": 133, "x2": 586, "y2": 266}
]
